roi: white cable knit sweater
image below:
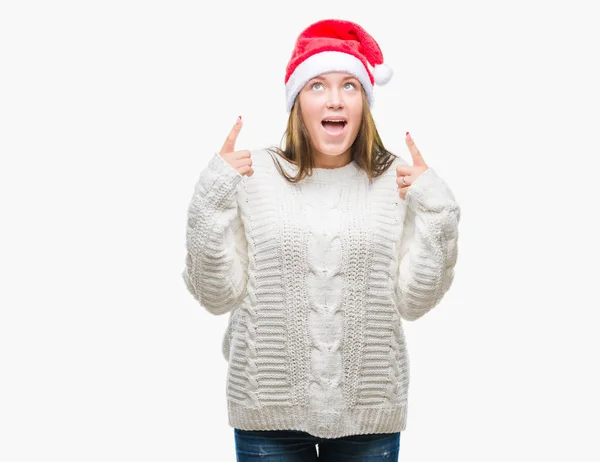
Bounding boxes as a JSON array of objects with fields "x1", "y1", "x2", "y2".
[{"x1": 182, "y1": 148, "x2": 461, "y2": 439}]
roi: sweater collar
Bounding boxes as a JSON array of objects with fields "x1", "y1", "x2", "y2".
[
  {"x1": 305, "y1": 160, "x2": 361, "y2": 183},
  {"x1": 279, "y1": 157, "x2": 362, "y2": 184}
]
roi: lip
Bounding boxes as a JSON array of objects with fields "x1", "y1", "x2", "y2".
[{"x1": 321, "y1": 118, "x2": 348, "y2": 137}]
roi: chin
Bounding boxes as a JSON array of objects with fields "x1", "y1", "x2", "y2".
[{"x1": 315, "y1": 145, "x2": 351, "y2": 157}]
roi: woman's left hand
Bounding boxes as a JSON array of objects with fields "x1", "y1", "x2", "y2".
[{"x1": 396, "y1": 132, "x2": 429, "y2": 200}]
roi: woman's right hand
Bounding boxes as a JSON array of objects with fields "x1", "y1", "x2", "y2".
[{"x1": 219, "y1": 116, "x2": 254, "y2": 177}]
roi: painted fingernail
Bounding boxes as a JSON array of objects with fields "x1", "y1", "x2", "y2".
[{"x1": 237, "y1": 115, "x2": 242, "y2": 124}]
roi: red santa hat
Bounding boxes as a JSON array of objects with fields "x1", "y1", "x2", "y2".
[{"x1": 284, "y1": 18, "x2": 393, "y2": 112}]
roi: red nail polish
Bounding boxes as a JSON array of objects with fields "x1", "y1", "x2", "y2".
[{"x1": 406, "y1": 131, "x2": 409, "y2": 136}]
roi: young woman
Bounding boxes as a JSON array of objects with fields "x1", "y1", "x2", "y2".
[{"x1": 182, "y1": 18, "x2": 461, "y2": 461}]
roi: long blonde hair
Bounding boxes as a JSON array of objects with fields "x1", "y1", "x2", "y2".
[{"x1": 266, "y1": 87, "x2": 397, "y2": 184}]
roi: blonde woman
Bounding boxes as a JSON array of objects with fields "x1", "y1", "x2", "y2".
[{"x1": 182, "y1": 18, "x2": 461, "y2": 462}]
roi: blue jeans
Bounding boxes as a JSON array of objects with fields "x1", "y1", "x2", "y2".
[{"x1": 234, "y1": 428, "x2": 400, "y2": 461}]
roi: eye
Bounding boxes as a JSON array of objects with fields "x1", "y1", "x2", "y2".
[
  {"x1": 344, "y1": 81, "x2": 358, "y2": 90},
  {"x1": 311, "y1": 82, "x2": 324, "y2": 90}
]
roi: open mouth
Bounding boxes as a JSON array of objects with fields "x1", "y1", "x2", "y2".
[{"x1": 321, "y1": 118, "x2": 347, "y2": 136}]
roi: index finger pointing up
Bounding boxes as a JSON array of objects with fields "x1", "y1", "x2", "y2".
[
  {"x1": 405, "y1": 132, "x2": 426, "y2": 167},
  {"x1": 220, "y1": 116, "x2": 242, "y2": 155}
]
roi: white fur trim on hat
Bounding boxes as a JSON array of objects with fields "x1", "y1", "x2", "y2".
[{"x1": 285, "y1": 51, "x2": 374, "y2": 113}]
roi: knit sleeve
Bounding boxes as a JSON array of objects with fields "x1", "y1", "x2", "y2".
[
  {"x1": 182, "y1": 152, "x2": 249, "y2": 316},
  {"x1": 395, "y1": 166, "x2": 461, "y2": 321}
]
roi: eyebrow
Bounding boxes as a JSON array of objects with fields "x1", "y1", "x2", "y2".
[{"x1": 310, "y1": 75, "x2": 359, "y2": 84}]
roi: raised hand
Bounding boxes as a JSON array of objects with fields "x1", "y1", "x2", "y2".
[
  {"x1": 219, "y1": 116, "x2": 254, "y2": 177},
  {"x1": 396, "y1": 132, "x2": 429, "y2": 200}
]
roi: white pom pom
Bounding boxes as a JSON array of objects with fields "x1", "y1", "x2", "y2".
[{"x1": 373, "y1": 63, "x2": 393, "y2": 85}]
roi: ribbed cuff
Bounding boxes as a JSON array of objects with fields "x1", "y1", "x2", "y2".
[
  {"x1": 228, "y1": 401, "x2": 407, "y2": 439},
  {"x1": 405, "y1": 167, "x2": 457, "y2": 213},
  {"x1": 208, "y1": 151, "x2": 244, "y2": 179},
  {"x1": 195, "y1": 152, "x2": 245, "y2": 210}
]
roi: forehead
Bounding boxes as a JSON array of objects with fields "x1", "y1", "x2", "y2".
[{"x1": 312, "y1": 72, "x2": 359, "y2": 81}]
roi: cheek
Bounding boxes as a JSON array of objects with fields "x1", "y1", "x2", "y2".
[
  {"x1": 299, "y1": 92, "x2": 320, "y2": 112},
  {"x1": 301, "y1": 111, "x2": 322, "y2": 135},
  {"x1": 351, "y1": 111, "x2": 363, "y2": 133},
  {"x1": 349, "y1": 100, "x2": 363, "y2": 125},
  {"x1": 355, "y1": 103, "x2": 364, "y2": 119},
  {"x1": 299, "y1": 99, "x2": 318, "y2": 125}
]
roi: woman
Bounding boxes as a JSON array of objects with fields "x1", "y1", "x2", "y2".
[{"x1": 182, "y1": 18, "x2": 461, "y2": 461}]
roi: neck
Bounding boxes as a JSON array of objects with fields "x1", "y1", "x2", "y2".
[
  {"x1": 273, "y1": 147, "x2": 361, "y2": 183},
  {"x1": 311, "y1": 148, "x2": 352, "y2": 169}
]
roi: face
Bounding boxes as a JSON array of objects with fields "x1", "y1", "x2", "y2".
[{"x1": 297, "y1": 72, "x2": 363, "y2": 163}]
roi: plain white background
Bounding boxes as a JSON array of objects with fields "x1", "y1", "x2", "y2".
[{"x1": 1, "y1": 0, "x2": 599, "y2": 460}]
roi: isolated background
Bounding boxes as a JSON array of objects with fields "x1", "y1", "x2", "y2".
[{"x1": 1, "y1": 0, "x2": 599, "y2": 460}]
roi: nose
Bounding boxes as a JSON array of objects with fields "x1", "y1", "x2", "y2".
[
  {"x1": 326, "y1": 89, "x2": 344, "y2": 109},
  {"x1": 326, "y1": 99, "x2": 344, "y2": 109}
]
